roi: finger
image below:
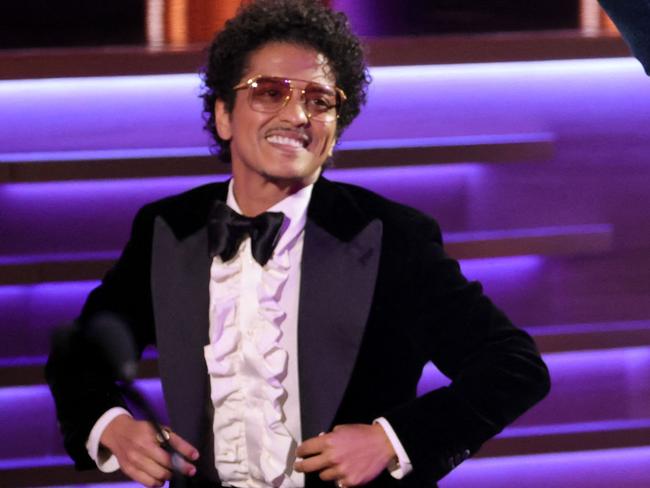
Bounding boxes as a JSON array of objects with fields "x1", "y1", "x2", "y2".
[
  {"x1": 127, "y1": 448, "x2": 173, "y2": 482},
  {"x1": 147, "y1": 444, "x2": 175, "y2": 470},
  {"x1": 171, "y1": 451, "x2": 198, "y2": 476},
  {"x1": 317, "y1": 467, "x2": 340, "y2": 482},
  {"x1": 123, "y1": 464, "x2": 167, "y2": 488},
  {"x1": 294, "y1": 453, "x2": 331, "y2": 473},
  {"x1": 145, "y1": 435, "x2": 197, "y2": 477},
  {"x1": 296, "y1": 435, "x2": 327, "y2": 457},
  {"x1": 168, "y1": 431, "x2": 200, "y2": 461}
]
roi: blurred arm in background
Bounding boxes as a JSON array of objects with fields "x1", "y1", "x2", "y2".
[{"x1": 598, "y1": 0, "x2": 650, "y2": 75}]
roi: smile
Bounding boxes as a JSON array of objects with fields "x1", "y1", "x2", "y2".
[
  {"x1": 265, "y1": 129, "x2": 311, "y2": 150},
  {"x1": 266, "y1": 135, "x2": 305, "y2": 149}
]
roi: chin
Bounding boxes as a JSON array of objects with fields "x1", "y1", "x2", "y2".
[
  {"x1": 263, "y1": 167, "x2": 320, "y2": 187},
  {"x1": 266, "y1": 158, "x2": 322, "y2": 177}
]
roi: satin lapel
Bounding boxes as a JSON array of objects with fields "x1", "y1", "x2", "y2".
[
  {"x1": 151, "y1": 216, "x2": 211, "y2": 449},
  {"x1": 298, "y1": 198, "x2": 382, "y2": 441}
]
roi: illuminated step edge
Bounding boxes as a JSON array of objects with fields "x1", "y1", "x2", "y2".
[
  {"x1": 2, "y1": 432, "x2": 650, "y2": 488},
  {"x1": 0, "y1": 252, "x2": 118, "y2": 286},
  {"x1": 2, "y1": 319, "x2": 648, "y2": 388},
  {"x1": 0, "y1": 224, "x2": 612, "y2": 286},
  {"x1": 0, "y1": 135, "x2": 554, "y2": 183},
  {"x1": 478, "y1": 419, "x2": 650, "y2": 458},
  {"x1": 529, "y1": 320, "x2": 650, "y2": 353},
  {"x1": 0, "y1": 355, "x2": 160, "y2": 388},
  {"x1": 443, "y1": 224, "x2": 612, "y2": 260},
  {"x1": 442, "y1": 446, "x2": 650, "y2": 488}
]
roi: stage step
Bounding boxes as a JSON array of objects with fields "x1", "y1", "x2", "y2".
[
  {"x1": 0, "y1": 224, "x2": 613, "y2": 286},
  {"x1": 528, "y1": 320, "x2": 650, "y2": 353},
  {"x1": 3, "y1": 346, "x2": 650, "y2": 460},
  {"x1": 441, "y1": 446, "x2": 650, "y2": 488},
  {"x1": 0, "y1": 135, "x2": 553, "y2": 183},
  {"x1": 0, "y1": 252, "x2": 117, "y2": 286},
  {"x1": 0, "y1": 355, "x2": 159, "y2": 388},
  {"x1": 479, "y1": 419, "x2": 650, "y2": 458},
  {"x1": 3, "y1": 320, "x2": 649, "y2": 388},
  {"x1": 443, "y1": 224, "x2": 612, "y2": 260}
]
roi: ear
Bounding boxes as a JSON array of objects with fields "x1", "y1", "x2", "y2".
[
  {"x1": 326, "y1": 137, "x2": 337, "y2": 158},
  {"x1": 215, "y1": 99, "x2": 232, "y2": 141}
]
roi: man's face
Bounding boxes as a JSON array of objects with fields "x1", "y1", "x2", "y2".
[{"x1": 215, "y1": 42, "x2": 338, "y2": 191}]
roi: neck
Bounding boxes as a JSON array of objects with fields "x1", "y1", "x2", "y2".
[{"x1": 231, "y1": 176, "x2": 312, "y2": 217}]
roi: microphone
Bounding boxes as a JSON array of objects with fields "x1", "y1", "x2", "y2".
[{"x1": 85, "y1": 312, "x2": 138, "y2": 383}]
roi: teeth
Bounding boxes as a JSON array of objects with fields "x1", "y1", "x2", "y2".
[{"x1": 266, "y1": 135, "x2": 305, "y2": 148}]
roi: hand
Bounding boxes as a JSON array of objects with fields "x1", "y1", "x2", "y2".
[
  {"x1": 100, "y1": 414, "x2": 199, "y2": 487},
  {"x1": 295, "y1": 423, "x2": 396, "y2": 487}
]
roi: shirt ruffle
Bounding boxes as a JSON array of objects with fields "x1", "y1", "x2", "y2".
[{"x1": 205, "y1": 245, "x2": 295, "y2": 487}]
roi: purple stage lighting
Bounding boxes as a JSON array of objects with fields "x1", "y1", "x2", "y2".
[
  {"x1": 440, "y1": 446, "x2": 650, "y2": 488},
  {"x1": 1, "y1": 58, "x2": 648, "y2": 157}
]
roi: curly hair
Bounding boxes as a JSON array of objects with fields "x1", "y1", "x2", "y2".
[{"x1": 199, "y1": 0, "x2": 370, "y2": 163}]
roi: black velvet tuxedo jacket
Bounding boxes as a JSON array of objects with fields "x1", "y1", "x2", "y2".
[{"x1": 46, "y1": 176, "x2": 550, "y2": 487}]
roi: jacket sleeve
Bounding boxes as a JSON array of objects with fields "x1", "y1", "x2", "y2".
[
  {"x1": 382, "y1": 218, "x2": 550, "y2": 485},
  {"x1": 599, "y1": 0, "x2": 650, "y2": 75},
  {"x1": 45, "y1": 205, "x2": 157, "y2": 469}
]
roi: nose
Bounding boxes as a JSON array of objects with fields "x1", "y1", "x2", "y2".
[{"x1": 278, "y1": 89, "x2": 310, "y2": 125}]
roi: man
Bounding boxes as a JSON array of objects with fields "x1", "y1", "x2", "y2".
[{"x1": 46, "y1": 1, "x2": 550, "y2": 487}]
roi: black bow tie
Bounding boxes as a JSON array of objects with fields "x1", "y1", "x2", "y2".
[{"x1": 208, "y1": 201, "x2": 285, "y2": 266}]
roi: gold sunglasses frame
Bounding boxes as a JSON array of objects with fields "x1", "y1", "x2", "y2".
[{"x1": 233, "y1": 74, "x2": 347, "y2": 120}]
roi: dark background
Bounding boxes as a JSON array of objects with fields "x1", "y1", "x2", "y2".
[
  {"x1": 0, "y1": 0, "x2": 579, "y2": 50},
  {"x1": 354, "y1": 0, "x2": 579, "y2": 36},
  {"x1": 0, "y1": 0, "x2": 145, "y2": 49}
]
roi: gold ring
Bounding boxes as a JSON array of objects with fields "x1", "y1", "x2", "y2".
[{"x1": 155, "y1": 426, "x2": 172, "y2": 445}]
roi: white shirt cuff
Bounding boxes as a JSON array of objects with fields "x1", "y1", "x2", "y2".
[
  {"x1": 85, "y1": 407, "x2": 132, "y2": 473},
  {"x1": 374, "y1": 417, "x2": 413, "y2": 479}
]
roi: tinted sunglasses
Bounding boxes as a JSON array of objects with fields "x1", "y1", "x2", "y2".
[{"x1": 233, "y1": 75, "x2": 347, "y2": 122}]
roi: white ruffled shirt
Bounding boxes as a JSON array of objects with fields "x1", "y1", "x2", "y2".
[
  {"x1": 204, "y1": 182, "x2": 312, "y2": 487},
  {"x1": 86, "y1": 180, "x2": 412, "y2": 484}
]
